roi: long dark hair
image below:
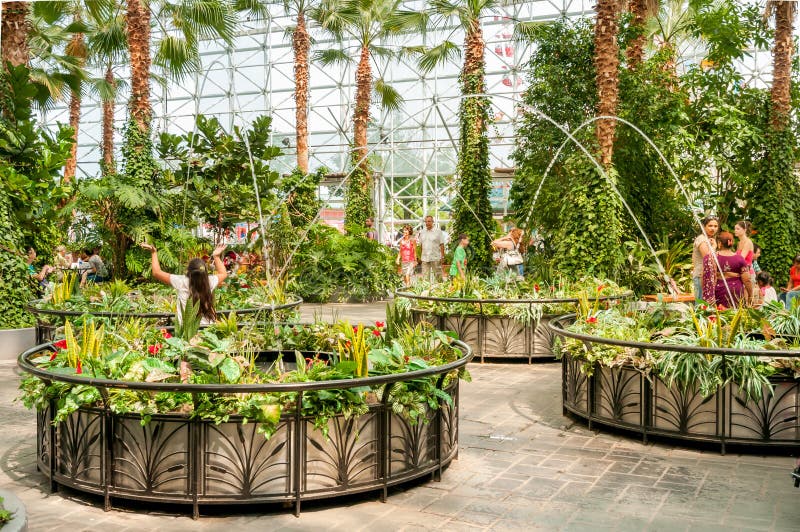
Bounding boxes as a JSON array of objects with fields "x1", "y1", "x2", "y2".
[{"x1": 187, "y1": 258, "x2": 216, "y2": 322}]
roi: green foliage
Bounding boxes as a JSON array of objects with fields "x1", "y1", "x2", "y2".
[
  {"x1": 0, "y1": 64, "x2": 74, "y2": 328},
  {"x1": 453, "y1": 73, "x2": 493, "y2": 274},
  {"x1": 282, "y1": 167, "x2": 325, "y2": 229},
  {"x1": 158, "y1": 114, "x2": 282, "y2": 238},
  {"x1": 0, "y1": 495, "x2": 11, "y2": 525},
  {"x1": 552, "y1": 154, "x2": 624, "y2": 278},
  {"x1": 287, "y1": 223, "x2": 399, "y2": 302},
  {"x1": 344, "y1": 152, "x2": 374, "y2": 234},
  {"x1": 511, "y1": 17, "x2": 597, "y2": 236},
  {"x1": 0, "y1": 63, "x2": 73, "y2": 252},
  {"x1": 750, "y1": 125, "x2": 800, "y2": 287}
]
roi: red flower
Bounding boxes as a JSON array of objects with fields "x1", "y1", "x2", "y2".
[
  {"x1": 148, "y1": 343, "x2": 162, "y2": 355},
  {"x1": 49, "y1": 351, "x2": 57, "y2": 361},
  {"x1": 345, "y1": 340, "x2": 351, "y2": 348},
  {"x1": 708, "y1": 315, "x2": 717, "y2": 323},
  {"x1": 160, "y1": 329, "x2": 172, "y2": 339},
  {"x1": 53, "y1": 339, "x2": 68, "y2": 350},
  {"x1": 534, "y1": 284, "x2": 540, "y2": 291},
  {"x1": 403, "y1": 355, "x2": 410, "y2": 364},
  {"x1": 597, "y1": 284, "x2": 606, "y2": 292},
  {"x1": 353, "y1": 325, "x2": 359, "y2": 333},
  {"x1": 242, "y1": 284, "x2": 250, "y2": 289},
  {"x1": 716, "y1": 304, "x2": 726, "y2": 311},
  {"x1": 372, "y1": 329, "x2": 382, "y2": 337},
  {"x1": 699, "y1": 304, "x2": 708, "y2": 311},
  {"x1": 586, "y1": 316, "x2": 598, "y2": 323},
  {"x1": 76, "y1": 360, "x2": 82, "y2": 374},
  {"x1": 375, "y1": 321, "x2": 385, "y2": 329}
]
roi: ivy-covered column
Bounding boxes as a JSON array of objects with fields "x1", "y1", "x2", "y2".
[
  {"x1": 553, "y1": 153, "x2": 624, "y2": 277},
  {"x1": 0, "y1": 190, "x2": 33, "y2": 328},
  {"x1": 452, "y1": 18, "x2": 493, "y2": 275}
]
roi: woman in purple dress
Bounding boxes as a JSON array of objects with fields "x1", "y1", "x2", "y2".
[{"x1": 702, "y1": 231, "x2": 753, "y2": 308}]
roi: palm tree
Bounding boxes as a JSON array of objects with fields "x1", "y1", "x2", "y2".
[
  {"x1": 1, "y1": 1, "x2": 30, "y2": 67},
  {"x1": 766, "y1": 1, "x2": 796, "y2": 130},
  {"x1": 626, "y1": 0, "x2": 659, "y2": 67},
  {"x1": 127, "y1": 0, "x2": 238, "y2": 134},
  {"x1": 312, "y1": 0, "x2": 415, "y2": 230},
  {"x1": 283, "y1": 0, "x2": 319, "y2": 174},
  {"x1": 595, "y1": 0, "x2": 621, "y2": 168},
  {"x1": 419, "y1": 0, "x2": 497, "y2": 272}
]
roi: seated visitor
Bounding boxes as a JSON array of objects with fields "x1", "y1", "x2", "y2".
[
  {"x1": 26, "y1": 247, "x2": 55, "y2": 289},
  {"x1": 755, "y1": 271, "x2": 777, "y2": 308},
  {"x1": 80, "y1": 247, "x2": 109, "y2": 286},
  {"x1": 780, "y1": 255, "x2": 800, "y2": 308}
]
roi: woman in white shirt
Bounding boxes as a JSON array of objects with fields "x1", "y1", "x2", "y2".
[{"x1": 140, "y1": 243, "x2": 227, "y2": 324}]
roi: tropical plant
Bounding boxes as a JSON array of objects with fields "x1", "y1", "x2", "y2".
[
  {"x1": 1, "y1": 2, "x2": 30, "y2": 68},
  {"x1": 312, "y1": 0, "x2": 419, "y2": 233},
  {"x1": 419, "y1": 0, "x2": 497, "y2": 274}
]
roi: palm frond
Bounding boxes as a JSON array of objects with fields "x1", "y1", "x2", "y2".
[
  {"x1": 374, "y1": 78, "x2": 404, "y2": 112},
  {"x1": 313, "y1": 48, "x2": 353, "y2": 66},
  {"x1": 417, "y1": 41, "x2": 460, "y2": 72}
]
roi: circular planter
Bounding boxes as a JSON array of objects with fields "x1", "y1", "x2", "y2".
[
  {"x1": 398, "y1": 291, "x2": 632, "y2": 363},
  {"x1": 0, "y1": 489, "x2": 27, "y2": 532},
  {"x1": 18, "y1": 341, "x2": 471, "y2": 518},
  {"x1": 26, "y1": 296, "x2": 303, "y2": 344},
  {"x1": 549, "y1": 314, "x2": 800, "y2": 452}
]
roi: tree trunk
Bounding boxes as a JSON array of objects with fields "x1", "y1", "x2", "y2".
[
  {"x1": 293, "y1": 11, "x2": 310, "y2": 174},
  {"x1": 626, "y1": 0, "x2": 647, "y2": 68},
  {"x1": 102, "y1": 65, "x2": 116, "y2": 175},
  {"x1": 770, "y1": 2, "x2": 795, "y2": 130},
  {"x1": 127, "y1": 0, "x2": 151, "y2": 132},
  {"x1": 594, "y1": 0, "x2": 621, "y2": 168},
  {"x1": 63, "y1": 28, "x2": 86, "y2": 184},
  {"x1": 462, "y1": 19, "x2": 486, "y2": 134},
  {"x1": 1, "y1": 2, "x2": 30, "y2": 67},
  {"x1": 353, "y1": 45, "x2": 371, "y2": 180}
]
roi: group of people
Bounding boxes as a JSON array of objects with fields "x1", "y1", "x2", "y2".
[
  {"x1": 26, "y1": 245, "x2": 108, "y2": 290},
  {"x1": 393, "y1": 216, "x2": 470, "y2": 286},
  {"x1": 692, "y1": 217, "x2": 781, "y2": 309}
]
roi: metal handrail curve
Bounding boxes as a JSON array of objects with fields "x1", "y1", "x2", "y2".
[
  {"x1": 548, "y1": 313, "x2": 800, "y2": 358},
  {"x1": 395, "y1": 290, "x2": 634, "y2": 305}
]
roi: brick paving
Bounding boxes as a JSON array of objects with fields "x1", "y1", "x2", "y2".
[{"x1": 0, "y1": 302, "x2": 798, "y2": 530}]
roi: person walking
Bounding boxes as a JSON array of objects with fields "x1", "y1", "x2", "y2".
[
  {"x1": 418, "y1": 215, "x2": 446, "y2": 284},
  {"x1": 449, "y1": 234, "x2": 469, "y2": 282},
  {"x1": 140, "y1": 242, "x2": 228, "y2": 325},
  {"x1": 692, "y1": 215, "x2": 719, "y2": 302},
  {"x1": 492, "y1": 227, "x2": 525, "y2": 276},
  {"x1": 396, "y1": 225, "x2": 417, "y2": 287}
]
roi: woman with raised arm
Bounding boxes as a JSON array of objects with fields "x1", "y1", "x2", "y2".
[{"x1": 140, "y1": 243, "x2": 228, "y2": 325}]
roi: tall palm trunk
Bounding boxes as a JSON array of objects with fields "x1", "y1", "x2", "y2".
[
  {"x1": 626, "y1": 0, "x2": 647, "y2": 67},
  {"x1": 293, "y1": 11, "x2": 310, "y2": 173},
  {"x1": 462, "y1": 19, "x2": 485, "y2": 135},
  {"x1": 353, "y1": 45, "x2": 371, "y2": 178},
  {"x1": 1, "y1": 2, "x2": 30, "y2": 67},
  {"x1": 770, "y1": 2, "x2": 794, "y2": 129},
  {"x1": 127, "y1": 0, "x2": 151, "y2": 132},
  {"x1": 102, "y1": 65, "x2": 116, "y2": 175},
  {"x1": 595, "y1": 0, "x2": 621, "y2": 167},
  {"x1": 64, "y1": 27, "x2": 86, "y2": 183}
]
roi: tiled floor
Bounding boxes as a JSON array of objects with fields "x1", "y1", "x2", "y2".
[{"x1": 1, "y1": 302, "x2": 798, "y2": 530}]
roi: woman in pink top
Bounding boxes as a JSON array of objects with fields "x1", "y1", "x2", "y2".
[
  {"x1": 396, "y1": 225, "x2": 417, "y2": 287},
  {"x1": 734, "y1": 220, "x2": 754, "y2": 265}
]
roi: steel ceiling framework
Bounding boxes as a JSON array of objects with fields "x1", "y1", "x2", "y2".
[{"x1": 39, "y1": 0, "x2": 776, "y2": 243}]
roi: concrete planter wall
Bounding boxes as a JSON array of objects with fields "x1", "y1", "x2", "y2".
[
  {"x1": 0, "y1": 488, "x2": 28, "y2": 532},
  {"x1": 0, "y1": 328, "x2": 36, "y2": 362}
]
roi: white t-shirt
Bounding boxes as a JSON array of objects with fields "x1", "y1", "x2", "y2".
[
  {"x1": 419, "y1": 227, "x2": 445, "y2": 262},
  {"x1": 762, "y1": 286, "x2": 778, "y2": 305},
  {"x1": 169, "y1": 274, "x2": 220, "y2": 325}
]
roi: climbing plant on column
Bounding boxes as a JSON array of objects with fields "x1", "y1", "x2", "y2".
[{"x1": 552, "y1": 152, "x2": 624, "y2": 278}]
